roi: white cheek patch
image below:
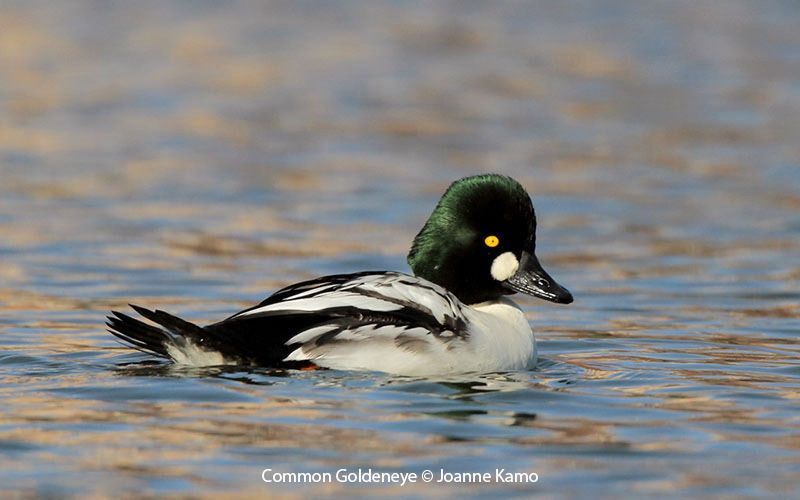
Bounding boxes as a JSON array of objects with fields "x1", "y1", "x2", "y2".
[{"x1": 490, "y1": 251, "x2": 520, "y2": 281}]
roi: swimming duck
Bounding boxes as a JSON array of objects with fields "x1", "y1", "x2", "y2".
[{"x1": 107, "y1": 174, "x2": 573, "y2": 375}]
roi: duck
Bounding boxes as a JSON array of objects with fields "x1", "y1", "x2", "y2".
[{"x1": 107, "y1": 173, "x2": 573, "y2": 376}]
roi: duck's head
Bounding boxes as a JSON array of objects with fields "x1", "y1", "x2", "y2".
[{"x1": 407, "y1": 174, "x2": 573, "y2": 306}]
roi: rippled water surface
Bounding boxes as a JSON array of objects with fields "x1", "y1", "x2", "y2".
[{"x1": 1, "y1": 1, "x2": 799, "y2": 497}]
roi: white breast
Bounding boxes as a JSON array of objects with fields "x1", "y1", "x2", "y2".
[{"x1": 460, "y1": 297, "x2": 537, "y2": 372}]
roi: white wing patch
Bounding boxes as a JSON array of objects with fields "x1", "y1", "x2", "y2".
[
  {"x1": 352, "y1": 274, "x2": 464, "y2": 324},
  {"x1": 236, "y1": 292, "x2": 404, "y2": 316},
  {"x1": 234, "y1": 272, "x2": 463, "y2": 322},
  {"x1": 277, "y1": 283, "x2": 337, "y2": 300}
]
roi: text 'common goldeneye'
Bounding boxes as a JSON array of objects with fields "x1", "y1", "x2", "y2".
[{"x1": 107, "y1": 174, "x2": 573, "y2": 375}]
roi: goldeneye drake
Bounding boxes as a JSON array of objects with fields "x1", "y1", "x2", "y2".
[{"x1": 107, "y1": 173, "x2": 573, "y2": 375}]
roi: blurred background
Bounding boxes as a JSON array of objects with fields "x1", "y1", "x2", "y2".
[{"x1": 0, "y1": 0, "x2": 798, "y2": 497}]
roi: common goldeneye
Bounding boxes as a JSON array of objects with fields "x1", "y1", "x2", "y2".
[{"x1": 107, "y1": 174, "x2": 573, "y2": 375}]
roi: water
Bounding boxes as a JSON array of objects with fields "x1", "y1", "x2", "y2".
[{"x1": 1, "y1": 0, "x2": 799, "y2": 497}]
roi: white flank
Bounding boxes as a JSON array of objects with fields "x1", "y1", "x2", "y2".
[
  {"x1": 490, "y1": 252, "x2": 520, "y2": 281},
  {"x1": 283, "y1": 297, "x2": 536, "y2": 375}
]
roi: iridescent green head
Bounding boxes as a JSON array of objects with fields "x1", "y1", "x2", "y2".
[{"x1": 407, "y1": 174, "x2": 572, "y2": 305}]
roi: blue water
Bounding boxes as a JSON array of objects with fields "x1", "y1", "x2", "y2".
[{"x1": 0, "y1": 0, "x2": 798, "y2": 497}]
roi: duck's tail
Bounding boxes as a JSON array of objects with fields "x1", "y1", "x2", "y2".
[{"x1": 107, "y1": 304, "x2": 228, "y2": 365}]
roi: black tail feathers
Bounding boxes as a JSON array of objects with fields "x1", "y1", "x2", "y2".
[
  {"x1": 106, "y1": 304, "x2": 208, "y2": 360},
  {"x1": 107, "y1": 304, "x2": 308, "y2": 367}
]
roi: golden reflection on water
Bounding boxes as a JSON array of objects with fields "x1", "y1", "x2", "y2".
[{"x1": 1, "y1": 0, "x2": 799, "y2": 497}]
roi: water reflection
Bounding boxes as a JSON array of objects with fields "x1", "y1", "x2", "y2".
[{"x1": 1, "y1": 0, "x2": 800, "y2": 496}]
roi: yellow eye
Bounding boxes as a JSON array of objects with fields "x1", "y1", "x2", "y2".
[{"x1": 484, "y1": 235, "x2": 500, "y2": 248}]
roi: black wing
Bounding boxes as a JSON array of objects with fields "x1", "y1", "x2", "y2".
[{"x1": 108, "y1": 271, "x2": 468, "y2": 367}]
